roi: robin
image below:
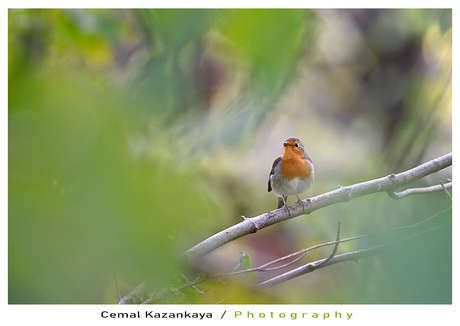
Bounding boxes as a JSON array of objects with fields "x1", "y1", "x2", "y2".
[{"x1": 268, "y1": 137, "x2": 315, "y2": 214}]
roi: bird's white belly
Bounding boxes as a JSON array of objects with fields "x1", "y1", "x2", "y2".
[{"x1": 270, "y1": 175, "x2": 313, "y2": 197}]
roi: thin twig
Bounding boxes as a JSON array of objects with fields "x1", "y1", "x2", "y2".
[
  {"x1": 387, "y1": 181, "x2": 452, "y2": 199},
  {"x1": 120, "y1": 206, "x2": 451, "y2": 303},
  {"x1": 256, "y1": 222, "x2": 450, "y2": 289},
  {"x1": 228, "y1": 206, "x2": 451, "y2": 276},
  {"x1": 440, "y1": 180, "x2": 452, "y2": 201},
  {"x1": 313, "y1": 221, "x2": 341, "y2": 268},
  {"x1": 229, "y1": 222, "x2": 342, "y2": 276}
]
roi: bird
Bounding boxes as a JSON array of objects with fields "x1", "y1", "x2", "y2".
[{"x1": 268, "y1": 137, "x2": 315, "y2": 214}]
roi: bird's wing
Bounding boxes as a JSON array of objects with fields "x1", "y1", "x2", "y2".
[{"x1": 268, "y1": 156, "x2": 282, "y2": 192}]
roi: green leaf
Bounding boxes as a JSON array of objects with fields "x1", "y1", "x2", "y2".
[{"x1": 218, "y1": 9, "x2": 315, "y2": 97}]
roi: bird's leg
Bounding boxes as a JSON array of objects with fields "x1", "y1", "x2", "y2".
[
  {"x1": 282, "y1": 196, "x2": 293, "y2": 217},
  {"x1": 296, "y1": 195, "x2": 307, "y2": 213}
]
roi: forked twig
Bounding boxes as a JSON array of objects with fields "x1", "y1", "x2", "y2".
[{"x1": 228, "y1": 206, "x2": 451, "y2": 276}]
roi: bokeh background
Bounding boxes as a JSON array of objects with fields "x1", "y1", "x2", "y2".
[{"x1": 9, "y1": 9, "x2": 452, "y2": 304}]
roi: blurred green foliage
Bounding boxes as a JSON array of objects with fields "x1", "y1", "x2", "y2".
[
  {"x1": 8, "y1": 8, "x2": 314, "y2": 304},
  {"x1": 8, "y1": 61, "x2": 217, "y2": 303},
  {"x1": 9, "y1": 9, "x2": 451, "y2": 304}
]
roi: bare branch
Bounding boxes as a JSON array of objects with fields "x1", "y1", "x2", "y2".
[
  {"x1": 120, "y1": 206, "x2": 451, "y2": 303},
  {"x1": 387, "y1": 181, "x2": 452, "y2": 199},
  {"x1": 229, "y1": 222, "x2": 342, "y2": 276},
  {"x1": 183, "y1": 153, "x2": 452, "y2": 260},
  {"x1": 228, "y1": 205, "x2": 450, "y2": 277},
  {"x1": 256, "y1": 222, "x2": 450, "y2": 289},
  {"x1": 313, "y1": 221, "x2": 341, "y2": 268},
  {"x1": 441, "y1": 180, "x2": 453, "y2": 201},
  {"x1": 229, "y1": 250, "x2": 309, "y2": 275},
  {"x1": 118, "y1": 283, "x2": 150, "y2": 304}
]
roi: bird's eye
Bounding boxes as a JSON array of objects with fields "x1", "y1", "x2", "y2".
[
  {"x1": 295, "y1": 143, "x2": 299, "y2": 147},
  {"x1": 283, "y1": 142, "x2": 288, "y2": 147}
]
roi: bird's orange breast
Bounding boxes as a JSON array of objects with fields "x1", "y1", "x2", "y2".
[{"x1": 280, "y1": 147, "x2": 312, "y2": 181}]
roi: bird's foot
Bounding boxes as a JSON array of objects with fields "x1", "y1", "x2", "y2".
[
  {"x1": 284, "y1": 204, "x2": 293, "y2": 218},
  {"x1": 296, "y1": 196, "x2": 307, "y2": 213}
]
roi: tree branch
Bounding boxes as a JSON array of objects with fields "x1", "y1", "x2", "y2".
[
  {"x1": 387, "y1": 181, "x2": 452, "y2": 199},
  {"x1": 119, "y1": 206, "x2": 451, "y2": 304},
  {"x1": 441, "y1": 180, "x2": 453, "y2": 200},
  {"x1": 183, "y1": 153, "x2": 452, "y2": 260},
  {"x1": 229, "y1": 221, "x2": 342, "y2": 275},
  {"x1": 310, "y1": 220, "x2": 341, "y2": 268},
  {"x1": 256, "y1": 222, "x2": 450, "y2": 289},
  {"x1": 227, "y1": 205, "x2": 450, "y2": 277}
]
